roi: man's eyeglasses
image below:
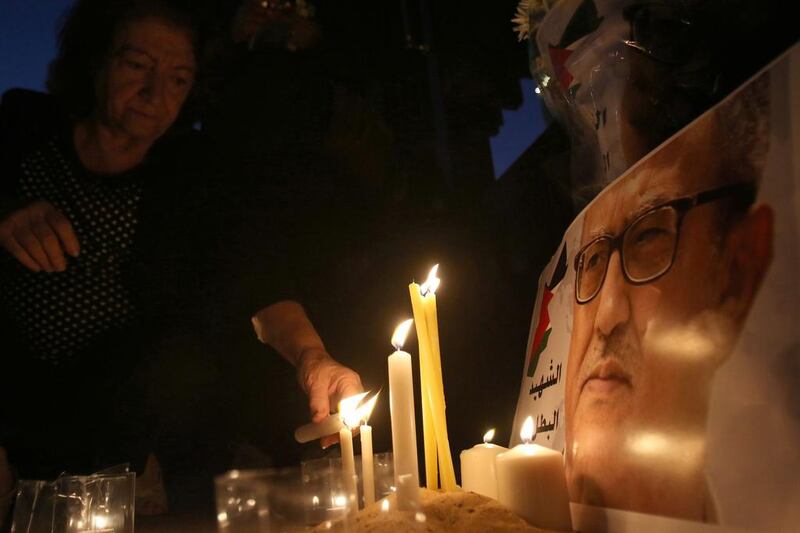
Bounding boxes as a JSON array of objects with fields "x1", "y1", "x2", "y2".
[{"x1": 574, "y1": 181, "x2": 756, "y2": 304}]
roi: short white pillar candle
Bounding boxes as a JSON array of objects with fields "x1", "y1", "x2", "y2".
[
  {"x1": 495, "y1": 416, "x2": 572, "y2": 531},
  {"x1": 460, "y1": 429, "x2": 508, "y2": 499}
]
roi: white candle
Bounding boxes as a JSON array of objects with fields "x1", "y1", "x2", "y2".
[
  {"x1": 388, "y1": 319, "x2": 420, "y2": 510},
  {"x1": 294, "y1": 415, "x2": 343, "y2": 443},
  {"x1": 339, "y1": 425, "x2": 357, "y2": 512},
  {"x1": 355, "y1": 392, "x2": 379, "y2": 507},
  {"x1": 339, "y1": 393, "x2": 368, "y2": 514},
  {"x1": 360, "y1": 423, "x2": 375, "y2": 506},
  {"x1": 495, "y1": 416, "x2": 572, "y2": 531},
  {"x1": 460, "y1": 429, "x2": 508, "y2": 499}
]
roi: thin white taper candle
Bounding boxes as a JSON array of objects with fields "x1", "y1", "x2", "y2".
[
  {"x1": 360, "y1": 424, "x2": 375, "y2": 506},
  {"x1": 388, "y1": 319, "x2": 420, "y2": 510}
]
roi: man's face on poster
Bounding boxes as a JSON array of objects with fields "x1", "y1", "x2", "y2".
[{"x1": 563, "y1": 115, "x2": 773, "y2": 519}]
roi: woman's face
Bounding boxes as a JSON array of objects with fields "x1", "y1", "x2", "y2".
[{"x1": 96, "y1": 16, "x2": 196, "y2": 142}]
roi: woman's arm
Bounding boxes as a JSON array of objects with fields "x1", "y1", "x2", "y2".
[{"x1": 252, "y1": 300, "x2": 363, "y2": 422}]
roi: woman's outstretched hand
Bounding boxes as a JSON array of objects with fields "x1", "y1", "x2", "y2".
[
  {"x1": 0, "y1": 200, "x2": 79, "y2": 272},
  {"x1": 251, "y1": 300, "x2": 363, "y2": 447},
  {"x1": 298, "y1": 347, "x2": 363, "y2": 423}
]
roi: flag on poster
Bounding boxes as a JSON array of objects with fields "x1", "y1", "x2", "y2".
[{"x1": 526, "y1": 243, "x2": 567, "y2": 378}]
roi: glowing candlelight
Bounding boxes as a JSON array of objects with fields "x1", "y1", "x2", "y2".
[
  {"x1": 495, "y1": 416, "x2": 572, "y2": 530},
  {"x1": 358, "y1": 392, "x2": 379, "y2": 506},
  {"x1": 338, "y1": 392, "x2": 367, "y2": 513},
  {"x1": 409, "y1": 265, "x2": 457, "y2": 491},
  {"x1": 388, "y1": 318, "x2": 420, "y2": 510},
  {"x1": 460, "y1": 427, "x2": 508, "y2": 499}
]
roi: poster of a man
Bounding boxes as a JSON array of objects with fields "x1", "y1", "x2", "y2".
[
  {"x1": 564, "y1": 73, "x2": 773, "y2": 522},
  {"x1": 513, "y1": 44, "x2": 800, "y2": 531}
]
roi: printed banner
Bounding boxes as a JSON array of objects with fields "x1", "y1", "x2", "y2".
[{"x1": 512, "y1": 44, "x2": 800, "y2": 531}]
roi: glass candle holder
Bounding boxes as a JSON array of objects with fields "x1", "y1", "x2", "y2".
[
  {"x1": 300, "y1": 452, "x2": 394, "y2": 510},
  {"x1": 215, "y1": 465, "x2": 358, "y2": 532},
  {"x1": 11, "y1": 471, "x2": 135, "y2": 533}
]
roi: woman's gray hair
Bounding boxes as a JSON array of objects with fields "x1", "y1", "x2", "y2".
[{"x1": 46, "y1": 0, "x2": 212, "y2": 124}]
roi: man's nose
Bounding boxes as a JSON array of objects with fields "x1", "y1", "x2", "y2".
[{"x1": 594, "y1": 251, "x2": 631, "y2": 337}]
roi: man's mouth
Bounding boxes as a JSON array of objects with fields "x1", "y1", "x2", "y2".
[{"x1": 581, "y1": 358, "x2": 632, "y2": 395}]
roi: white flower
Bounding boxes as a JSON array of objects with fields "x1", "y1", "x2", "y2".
[{"x1": 511, "y1": 0, "x2": 532, "y2": 42}]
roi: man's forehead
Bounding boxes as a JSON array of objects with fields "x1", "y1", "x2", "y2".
[
  {"x1": 582, "y1": 115, "x2": 722, "y2": 238},
  {"x1": 582, "y1": 164, "x2": 684, "y2": 237}
]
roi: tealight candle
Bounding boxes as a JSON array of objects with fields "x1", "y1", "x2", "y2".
[
  {"x1": 495, "y1": 416, "x2": 572, "y2": 531},
  {"x1": 460, "y1": 429, "x2": 508, "y2": 499}
]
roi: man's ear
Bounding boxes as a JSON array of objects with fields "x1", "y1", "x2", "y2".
[{"x1": 719, "y1": 203, "x2": 774, "y2": 322}]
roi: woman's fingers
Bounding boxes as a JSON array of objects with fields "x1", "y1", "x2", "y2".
[
  {"x1": 46, "y1": 209, "x2": 80, "y2": 257},
  {"x1": 0, "y1": 201, "x2": 80, "y2": 272},
  {"x1": 32, "y1": 219, "x2": 66, "y2": 271},
  {"x1": 0, "y1": 235, "x2": 41, "y2": 272},
  {"x1": 17, "y1": 227, "x2": 54, "y2": 271}
]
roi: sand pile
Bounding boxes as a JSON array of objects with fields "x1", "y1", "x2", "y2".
[{"x1": 327, "y1": 488, "x2": 552, "y2": 532}]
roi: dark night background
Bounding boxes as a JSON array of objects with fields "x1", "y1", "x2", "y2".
[{"x1": 0, "y1": 0, "x2": 576, "y2": 505}]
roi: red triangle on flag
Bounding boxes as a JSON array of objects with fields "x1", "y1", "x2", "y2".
[{"x1": 548, "y1": 46, "x2": 575, "y2": 90}]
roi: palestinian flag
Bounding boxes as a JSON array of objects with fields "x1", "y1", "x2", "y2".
[
  {"x1": 526, "y1": 244, "x2": 567, "y2": 378},
  {"x1": 547, "y1": 0, "x2": 602, "y2": 91}
]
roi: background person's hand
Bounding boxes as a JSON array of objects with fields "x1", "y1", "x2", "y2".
[
  {"x1": 0, "y1": 200, "x2": 80, "y2": 272},
  {"x1": 231, "y1": 0, "x2": 272, "y2": 44},
  {"x1": 231, "y1": 0, "x2": 294, "y2": 44},
  {"x1": 297, "y1": 347, "x2": 363, "y2": 423}
]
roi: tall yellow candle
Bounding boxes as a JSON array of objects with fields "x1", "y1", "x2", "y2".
[
  {"x1": 408, "y1": 285, "x2": 438, "y2": 489},
  {"x1": 409, "y1": 265, "x2": 457, "y2": 492}
]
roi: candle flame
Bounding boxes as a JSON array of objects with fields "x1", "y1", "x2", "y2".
[
  {"x1": 483, "y1": 428, "x2": 496, "y2": 444},
  {"x1": 381, "y1": 499, "x2": 390, "y2": 512},
  {"x1": 520, "y1": 416, "x2": 535, "y2": 444},
  {"x1": 357, "y1": 391, "x2": 380, "y2": 425},
  {"x1": 339, "y1": 392, "x2": 369, "y2": 428},
  {"x1": 92, "y1": 514, "x2": 109, "y2": 529},
  {"x1": 419, "y1": 264, "x2": 440, "y2": 296},
  {"x1": 391, "y1": 318, "x2": 414, "y2": 350}
]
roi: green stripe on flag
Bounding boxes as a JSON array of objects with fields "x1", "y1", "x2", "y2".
[{"x1": 526, "y1": 328, "x2": 552, "y2": 378}]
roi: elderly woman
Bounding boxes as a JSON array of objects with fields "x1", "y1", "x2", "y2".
[{"x1": 0, "y1": 0, "x2": 360, "y2": 517}]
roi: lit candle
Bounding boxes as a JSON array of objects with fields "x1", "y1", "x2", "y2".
[
  {"x1": 339, "y1": 392, "x2": 367, "y2": 513},
  {"x1": 495, "y1": 416, "x2": 572, "y2": 531},
  {"x1": 388, "y1": 318, "x2": 420, "y2": 510},
  {"x1": 460, "y1": 428, "x2": 508, "y2": 499},
  {"x1": 294, "y1": 415, "x2": 343, "y2": 444},
  {"x1": 409, "y1": 265, "x2": 457, "y2": 491},
  {"x1": 358, "y1": 393, "x2": 379, "y2": 506},
  {"x1": 409, "y1": 278, "x2": 437, "y2": 490}
]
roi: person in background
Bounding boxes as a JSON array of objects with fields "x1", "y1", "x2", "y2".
[
  {"x1": 0, "y1": 0, "x2": 360, "y2": 523},
  {"x1": 201, "y1": 1, "x2": 395, "y2": 454}
]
